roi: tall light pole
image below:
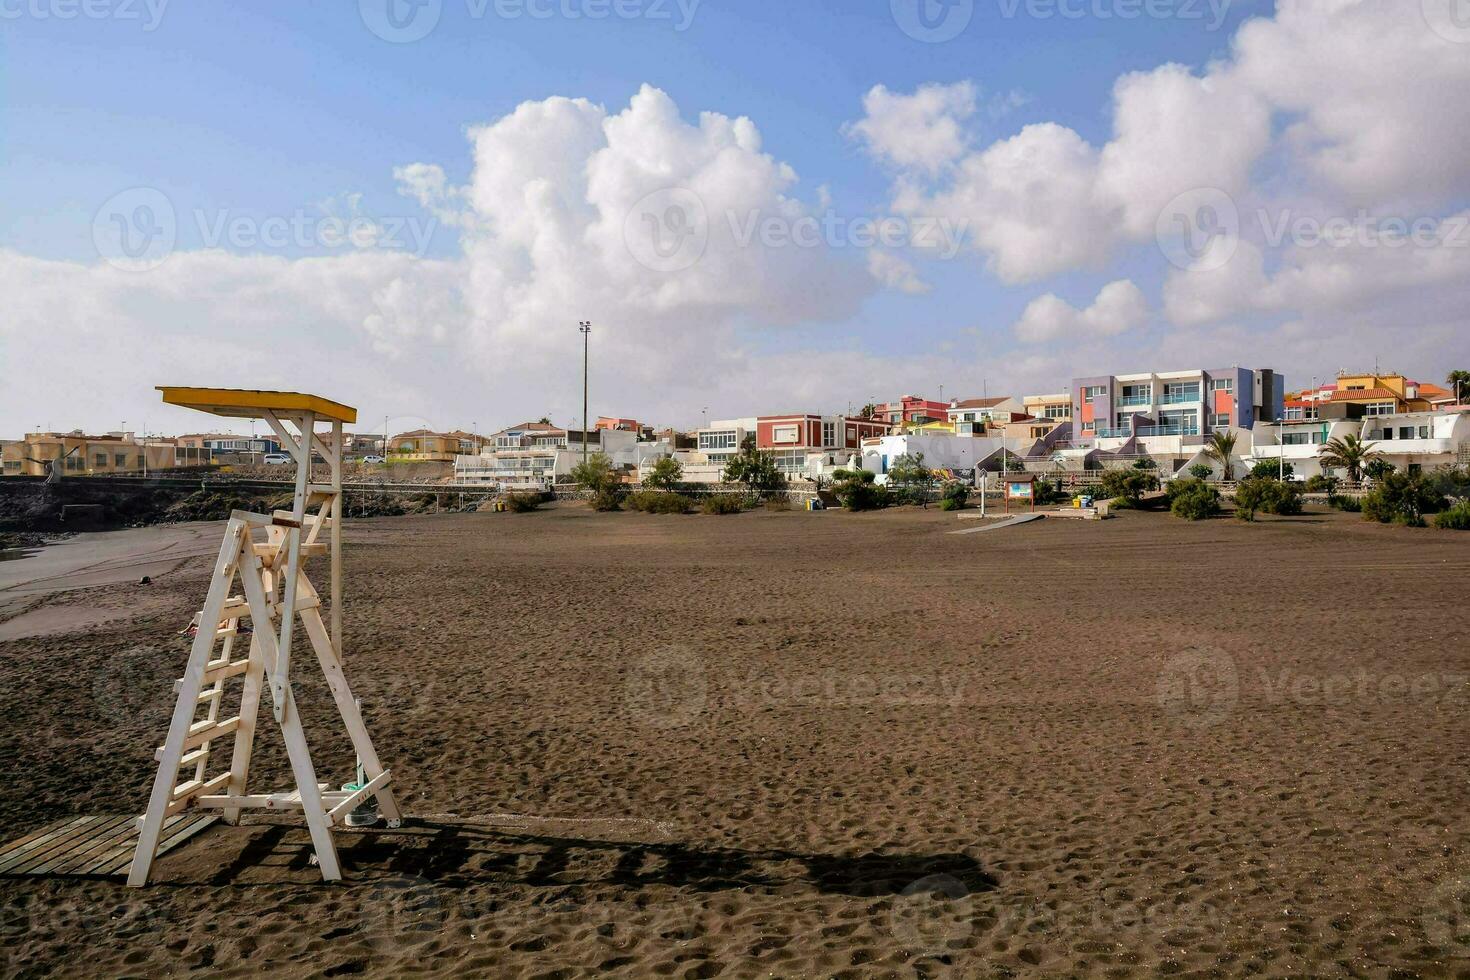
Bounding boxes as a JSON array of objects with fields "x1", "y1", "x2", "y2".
[{"x1": 579, "y1": 321, "x2": 592, "y2": 467}]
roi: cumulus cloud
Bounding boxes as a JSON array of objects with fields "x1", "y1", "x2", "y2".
[
  {"x1": 845, "y1": 82, "x2": 977, "y2": 175},
  {"x1": 1012, "y1": 280, "x2": 1148, "y2": 344},
  {"x1": 866, "y1": 250, "x2": 931, "y2": 295},
  {"x1": 859, "y1": 0, "x2": 1470, "y2": 287}
]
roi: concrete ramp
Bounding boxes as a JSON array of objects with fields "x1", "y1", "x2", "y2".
[{"x1": 948, "y1": 513, "x2": 1045, "y2": 535}]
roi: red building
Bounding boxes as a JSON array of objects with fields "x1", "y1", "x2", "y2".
[
  {"x1": 756, "y1": 414, "x2": 891, "y2": 474},
  {"x1": 876, "y1": 395, "x2": 949, "y2": 425}
]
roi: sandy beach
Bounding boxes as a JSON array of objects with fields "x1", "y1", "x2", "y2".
[{"x1": 1, "y1": 503, "x2": 1467, "y2": 977}]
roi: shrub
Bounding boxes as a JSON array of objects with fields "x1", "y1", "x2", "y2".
[
  {"x1": 1170, "y1": 480, "x2": 1221, "y2": 521},
  {"x1": 571, "y1": 453, "x2": 620, "y2": 495},
  {"x1": 1033, "y1": 478, "x2": 1064, "y2": 505},
  {"x1": 505, "y1": 492, "x2": 543, "y2": 512},
  {"x1": 1304, "y1": 475, "x2": 1339, "y2": 494},
  {"x1": 1100, "y1": 469, "x2": 1156, "y2": 506},
  {"x1": 1434, "y1": 500, "x2": 1470, "y2": 530},
  {"x1": 1329, "y1": 494, "x2": 1362, "y2": 513},
  {"x1": 625, "y1": 490, "x2": 693, "y2": 514},
  {"x1": 642, "y1": 456, "x2": 684, "y2": 492},
  {"x1": 830, "y1": 469, "x2": 890, "y2": 511},
  {"x1": 1428, "y1": 465, "x2": 1470, "y2": 500},
  {"x1": 1250, "y1": 459, "x2": 1295, "y2": 480},
  {"x1": 701, "y1": 494, "x2": 745, "y2": 515},
  {"x1": 590, "y1": 487, "x2": 624, "y2": 512},
  {"x1": 1233, "y1": 477, "x2": 1303, "y2": 521},
  {"x1": 1360, "y1": 471, "x2": 1445, "y2": 526},
  {"x1": 1364, "y1": 459, "x2": 1396, "y2": 482},
  {"x1": 939, "y1": 482, "x2": 969, "y2": 510},
  {"x1": 1133, "y1": 457, "x2": 1157, "y2": 471},
  {"x1": 1188, "y1": 463, "x2": 1213, "y2": 481},
  {"x1": 722, "y1": 445, "x2": 786, "y2": 494}
]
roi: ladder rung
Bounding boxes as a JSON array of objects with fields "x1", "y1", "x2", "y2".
[
  {"x1": 156, "y1": 716, "x2": 241, "y2": 760},
  {"x1": 177, "y1": 747, "x2": 210, "y2": 768},
  {"x1": 195, "y1": 688, "x2": 223, "y2": 705},
  {"x1": 166, "y1": 772, "x2": 230, "y2": 816},
  {"x1": 174, "y1": 659, "x2": 249, "y2": 693}
]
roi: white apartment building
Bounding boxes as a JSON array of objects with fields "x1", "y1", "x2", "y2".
[
  {"x1": 455, "y1": 424, "x2": 645, "y2": 488},
  {"x1": 1239, "y1": 409, "x2": 1470, "y2": 480}
]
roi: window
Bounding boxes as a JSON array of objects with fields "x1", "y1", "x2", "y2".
[
  {"x1": 93, "y1": 453, "x2": 107, "y2": 467},
  {"x1": 1081, "y1": 421, "x2": 1095, "y2": 433},
  {"x1": 771, "y1": 424, "x2": 800, "y2": 444},
  {"x1": 822, "y1": 421, "x2": 836, "y2": 447},
  {"x1": 1162, "y1": 382, "x2": 1201, "y2": 403},
  {"x1": 1209, "y1": 413, "x2": 1230, "y2": 428},
  {"x1": 1044, "y1": 404, "x2": 1069, "y2": 419},
  {"x1": 1281, "y1": 432, "x2": 1312, "y2": 446},
  {"x1": 1399, "y1": 426, "x2": 1416, "y2": 440},
  {"x1": 1363, "y1": 402, "x2": 1395, "y2": 416},
  {"x1": 699, "y1": 431, "x2": 737, "y2": 451},
  {"x1": 1420, "y1": 425, "x2": 1430, "y2": 439},
  {"x1": 1209, "y1": 378, "x2": 1234, "y2": 393},
  {"x1": 1283, "y1": 407, "x2": 1303, "y2": 420},
  {"x1": 115, "y1": 453, "x2": 127, "y2": 466},
  {"x1": 770, "y1": 449, "x2": 807, "y2": 473},
  {"x1": 1082, "y1": 385, "x2": 1106, "y2": 399}
]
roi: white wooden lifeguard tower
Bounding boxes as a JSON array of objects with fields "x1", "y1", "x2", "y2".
[{"x1": 127, "y1": 387, "x2": 402, "y2": 887}]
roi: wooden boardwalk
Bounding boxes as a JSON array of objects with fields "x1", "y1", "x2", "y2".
[{"x1": 0, "y1": 814, "x2": 216, "y2": 878}]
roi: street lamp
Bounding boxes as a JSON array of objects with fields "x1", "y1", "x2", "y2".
[{"x1": 578, "y1": 321, "x2": 592, "y2": 467}]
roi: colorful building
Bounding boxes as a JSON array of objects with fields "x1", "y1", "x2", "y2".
[
  {"x1": 876, "y1": 395, "x2": 949, "y2": 426},
  {"x1": 945, "y1": 397, "x2": 1022, "y2": 434},
  {"x1": 1022, "y1": 393, "x2": 1072, "y2": 423},
  {"x1": 1072, "y1": 367, "x2": 1283, "y2": 446},
  {"x1": 755, "y1": 414, "x2": 891, "y2": 475}
]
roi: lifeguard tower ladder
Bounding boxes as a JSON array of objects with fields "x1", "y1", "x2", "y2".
[{"x1": 127, "y1": 387, "x2": 402, "y2": 886}]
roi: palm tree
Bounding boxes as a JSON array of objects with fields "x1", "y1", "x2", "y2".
[
  {"x1": 1202, "y1": 430, "x2": 1237, "y2": 480},
  {"x1": 1447, "y1": 370, "x2": 1470, "y2": 405},
  {"x1": 1319, "y1": 433, "x2": 1377, "y2": 483}
]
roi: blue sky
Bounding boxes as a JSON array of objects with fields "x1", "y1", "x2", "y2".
[{"x1": 2, "y1": 1, "x2": 1466, "y2": 435}]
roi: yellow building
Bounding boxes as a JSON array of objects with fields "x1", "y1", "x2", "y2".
[
  {"x1": 1023, "y1": 392, "x2": 1072, "y2": 422},
  {"x1": 1, "y1": 431, "x2": 188, "y2": 477},
  {"x1": 388, "y1": 429, "x2": 488, "y2": 462},
  {"x1": 1326, "y1": 374, "x2": 1441, "y2": 416}
]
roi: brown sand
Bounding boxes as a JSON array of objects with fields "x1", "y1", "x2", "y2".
[{"x1": 1, "y1": 504, "x2": 1468, "y2": 977}]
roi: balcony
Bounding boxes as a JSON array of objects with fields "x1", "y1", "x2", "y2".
[
  {"x1": 1160, "y1": 391, "x2": 1201, "y2": 405},
  {"x1": 1135, "y1": 424, "x2": 1199, "y2": 437},
  {"x1": 1118, "y1": 394, "x2": 1151, "y2": 407},
  {"x1": 1094, "y1": 427, "x2": 1133, "y2": 439}
]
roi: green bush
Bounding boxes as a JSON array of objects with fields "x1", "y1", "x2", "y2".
[
  {"x1": 571, "y1": 453, "x2": 620, "y2": 495},
  {"x1": 1100, "y1": 469, "x2": 1156, "y2": 506},
  {"x1": 701, "y1": 494, "x2": 745, "y2": 515},
  {"x1": 1233, "y1": 477, "x2": 1303, "y2": 521},
  {"x1": 1360, "y1": 471, "x2": 1445, "y2": 526},
  {"x1": 1188, "y1": 463, "x2": 1213, "y2": 480},
  {"x1": 1428, "y1": 465, "x2": 1470, "y2": 500},
  {"x1": 505, "y1": 492, "x2": 543, "y2": 512},
  {"x1": 590, "y1": 487, "x2": 624, "y2": 512},
  {"x1": 938, "y1": 497, "x2": 964, "y2": 511},
  {"x1": 1169, "y1": 480, "x2": 1221, "y2": 521},
  {"x1": 831, "y1": 468, "x2": 890, "y2": 511},
  {"x1": 1329, "y1": 494, "x2": 1362, "y2": 513},
  {"x1": 939, "y1": 482, "x2": 969, "y2": 510},
  {"x1": 1434, "y1": 500, "x2": 1470, "y2": 530},
  {"x1": 1364, "y1": 459, "x2": 1396, "y2": 482},
  {"x1": 642, "y1": 456, "x2": 684, "y2": 492},
  {"x1": 625, "y1": 490, "x2": 693, "y2": 514},
  {"x1": 1304, "y1": 474, "x2": 1339, "y2": 494},
  {"x1": 1250, "y1": 459, "x2": 1295, "y2": 480}
]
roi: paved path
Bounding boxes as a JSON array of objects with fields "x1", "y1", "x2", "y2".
[{"x1": 947, "y1": 513, "x2": 1045, "y2": 535}]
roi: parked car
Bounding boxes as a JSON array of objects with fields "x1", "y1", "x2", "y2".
[
  {"x1": 262, "y1": 453, "x2": 292, "y2": 465},
  {"x1": 359, "y1": 455, "x2": 386, "y2": 464}
]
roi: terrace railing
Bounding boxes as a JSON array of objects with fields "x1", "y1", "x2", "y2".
[
  {"x1": 1118, "y1": 394, "x2": 1151, "y2": 406},
  {"x1": 1135, "y1": 424, "x2": 1200, "y2": 437}
]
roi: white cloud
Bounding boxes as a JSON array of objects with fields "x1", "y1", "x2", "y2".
[
  {"x1": 858, "y1": 0, "x2": 1470, "y2": 286},
  {"x1": 1012, "y1": 280, "x2": 1148, "y2": 344},
  {"x1": 866, "y1": 250, "x2": 931, "y2": 295},
  {"x1": 845, "y1": 82, "x2": 976, "y2": 175}
]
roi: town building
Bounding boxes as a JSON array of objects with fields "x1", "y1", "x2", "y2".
[
  {"x1": 946, "y1": 397, "x2": 1023, "y2": 435},
  {"x1": 389, "y1": 430, "x2": 489, "y2": 462},
  {"x1": 1244, "y1": 408, "x2": 1470, "y2": 480},
  {"x1": 754, "y1": 414, "x2": 891, "y2": 477},
  {"x1": 1022, "y1": 393, "x2": 1072, "y2": 423},
  {"x1": 454, "y1": 423, "x2": 664, "y2": 488},
  {"x1": 1, "y1": 431, "x2": 194, "y2": 477},
  {"x1": 876, "y1": 396, "x2": 948, "y2": 426}
]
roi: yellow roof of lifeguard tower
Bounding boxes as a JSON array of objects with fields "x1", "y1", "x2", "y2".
[{"x1": 157, "y1": 387, "x2": 357, "y2": 424}]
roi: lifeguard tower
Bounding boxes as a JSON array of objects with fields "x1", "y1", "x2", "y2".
[{"x1": 127, "y1": 388, "x2": 402, "y2": 886}]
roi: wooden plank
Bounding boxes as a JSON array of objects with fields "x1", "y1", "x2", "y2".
[
  {"x1": 30, "y1": 816, "x2": 137, "y2": 875},
  {"x1": 84, "y1": 814, "x2": 185, "y2": 877},
  {"x1": 0, "y1": 816, "x2": 98, "y2": 873},
  {"x1": 0, "y1": 816, "x2": 109, "y2": 874},
  {"x1": 45, "y1": 819, "x2": 145, "y2": 876}
]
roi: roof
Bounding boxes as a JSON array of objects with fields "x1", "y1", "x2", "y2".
[
  {"x1": 1329, "y1": 388, "x2": 1399, "y2": 402},
  {"x1": 950, "y1": 397, "x2": 1012, "y2": 409},
  {"x1": 158, "y1": 387, "x2": 356, "y2": 424}
]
